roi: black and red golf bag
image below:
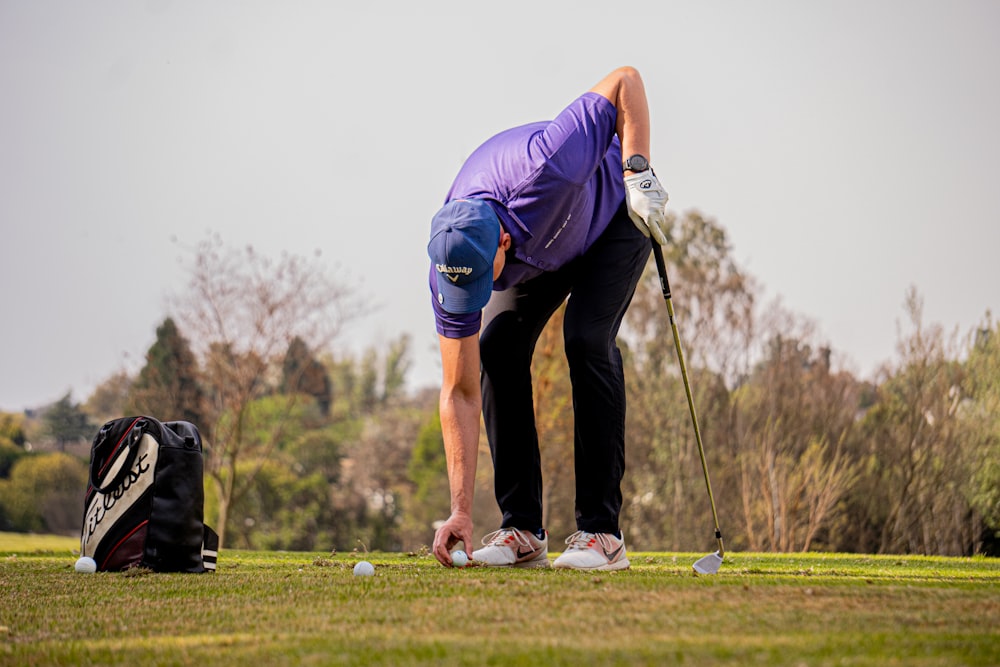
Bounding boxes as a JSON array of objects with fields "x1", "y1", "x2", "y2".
[{"x1": 80, "y1": 416, "x2": 218, "y2": 573}]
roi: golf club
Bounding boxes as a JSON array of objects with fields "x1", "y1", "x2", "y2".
[{"x1": 651, "y1": 240, "x2": 725, "y2": 574}]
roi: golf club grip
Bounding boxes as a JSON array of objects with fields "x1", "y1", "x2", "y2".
[{"x1": 651, "y1": 242, "x2": 671, "y2": 301}]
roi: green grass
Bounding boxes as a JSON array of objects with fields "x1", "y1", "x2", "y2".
[{"x1": 1, "y1": 533, "x2": 998, "y2": 666}]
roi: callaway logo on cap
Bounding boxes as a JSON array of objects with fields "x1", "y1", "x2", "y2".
[
  {"x1": 427, "y1": 199, "x2": 501, "y2": 314},
  {"x1": 436, "y1": 264, "x2": 473, "y2": 282}
]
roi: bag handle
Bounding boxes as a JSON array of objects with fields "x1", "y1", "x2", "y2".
[{"x1": 90, "y1": 417, "x2": 146, "y2": 494}]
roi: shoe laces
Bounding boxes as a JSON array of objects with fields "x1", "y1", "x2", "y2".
[
  {"x1": 564, "y1": 530, "x2": 617, "y2": 552},
  {"x1": 481, "y1": 527, "x2": 533, "y2": 549}
]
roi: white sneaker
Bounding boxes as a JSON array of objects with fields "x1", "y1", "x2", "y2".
[
  {"x1": 552, "y1": 530, "x2": 630, "y2": 571},
  {"x1": 472, "y1": 528, "x2": 550, "y2": 568}
]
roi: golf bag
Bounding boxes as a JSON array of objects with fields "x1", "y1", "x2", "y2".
[{"x1": 80, "y1": 416, "x2": 218, "y2": 572}]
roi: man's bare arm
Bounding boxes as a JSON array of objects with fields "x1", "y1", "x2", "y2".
[{"x1": 431, "y1": 333, "x2": 481, "y2": 565}]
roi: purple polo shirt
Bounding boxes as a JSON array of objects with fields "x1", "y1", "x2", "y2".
[{"x1": 431, "y1": 92, "x2": 625, "y2": 339}]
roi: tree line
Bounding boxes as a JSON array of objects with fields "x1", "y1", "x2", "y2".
[{"x1": 1, "y1": 220, "x2": 997, "y2": 556}]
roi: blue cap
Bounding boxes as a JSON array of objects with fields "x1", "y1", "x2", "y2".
[{"x1": 428, "y1": 199, "x2": 500, "y2": 314}]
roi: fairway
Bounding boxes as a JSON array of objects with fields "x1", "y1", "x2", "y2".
[{"x1": 1, "y1": 535, "x2": 997, "y2": 666}]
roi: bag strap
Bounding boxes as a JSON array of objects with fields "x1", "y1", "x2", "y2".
[
  {"x1": 90, "y1": 417, "x2": 146, "y2": 494},
  {"x1": 202, "y1": 526, "x2": 219, "y2": 572}
]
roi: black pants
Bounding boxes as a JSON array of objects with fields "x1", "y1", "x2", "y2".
[{"x1": 479, "y1": 202, "x2": 650, "y2": 535}]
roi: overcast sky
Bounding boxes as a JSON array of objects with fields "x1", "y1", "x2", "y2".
[{"x1": 2, "y1": 1, "x2": 999, "y2": 412}]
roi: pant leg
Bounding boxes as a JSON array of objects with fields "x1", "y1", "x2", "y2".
[
  {"x1": 563, "y1": 202, "x2": 650, "y2": 533},
  {"x1": 480, "y1": 270, "x2": 573, "y2": 531}
]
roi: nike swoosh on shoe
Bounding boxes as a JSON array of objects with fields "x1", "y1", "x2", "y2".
[{"x1": 603, "y1": 545, "x2": 624, "y2": 561}]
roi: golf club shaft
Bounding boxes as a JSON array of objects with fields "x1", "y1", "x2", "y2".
[{"x1": 651, "y1": 241, "x2": 725, "y2": 558}]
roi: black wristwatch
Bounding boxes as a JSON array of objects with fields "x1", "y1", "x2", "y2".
[{"x1": 623, "y1": 154, "x2": 650, "y2": 173}]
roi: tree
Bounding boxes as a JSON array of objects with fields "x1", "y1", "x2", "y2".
[
  {"x1": 192, "y1": 388, "x2": 356, "y2": 551},
  {"x1": 226, "y1": 458, "x2": 332, "y2": 550},
  {"x1": 625, "y1": 210, "x2": 756, "y2": 385},
  {"x1": 729, "y1": 322, "x2": 861, "y2": 552},
  {"x1": 328, "y1": 335, "x2": 412, "y2": 417},
  {"x1": 126, "y1": 318, "x2": 205, "y2": 425},
  {"x1": 325, "y1": 336, "x2": 428, "y2": 551},
  {"x1": 0, "y1": 412, "x2": 28, "y2": 479},
  {"x1": 404, "y1": 409, "x2": 449, "y2": 547},
  {"x1": 41, "y1": 392, "x2": 94, "y2": 452},
  {"x1": 282, "y1": 337, "x2": 332, "y2": 415},
  {"x1": 849, "y1": 288, "x2": 976, "y2": 556},
  {"x1": 963, "y1": 317, "x2": 1000, "y2": 553},
  {"x1": 172, "y1": 234, "x2": 364, "y2": 548},
  {"x1": 0, "y1": 452, "x2": 88, "y2": 533},
  {"x1": 83, "y1": 370, "x2": 132, "y2": 424},
  {"x1": 0, "y1": 412, "x2": 27, "y2": 449}
]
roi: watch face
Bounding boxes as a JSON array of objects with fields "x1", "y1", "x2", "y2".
[{"x1": 626, "y1": 155, "x2": 648, "y2": 172}]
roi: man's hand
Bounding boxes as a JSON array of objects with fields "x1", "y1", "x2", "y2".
[
  {"x1": 624, "y1": 169, "x2": 671, "y2": 245},
  {"x1": 432, "y1": 511, "x2": 474, "y2": 567}
]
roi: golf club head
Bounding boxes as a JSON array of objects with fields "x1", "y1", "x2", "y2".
[{"x1": 692, "y1": 551, "x2": 723, "y2": 574}]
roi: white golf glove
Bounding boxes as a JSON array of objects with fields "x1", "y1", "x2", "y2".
[{"x1": 624, "y1": 169, "x2": 670, "y2": 245}]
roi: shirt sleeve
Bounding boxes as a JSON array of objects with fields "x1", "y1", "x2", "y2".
[{"x1": 528, "y1": 92, "x2": 619, "y2": 186}]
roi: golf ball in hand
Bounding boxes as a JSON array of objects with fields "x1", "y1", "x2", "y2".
[
  {"x1": 353, "y1": 560, "x2": 375, "y2": 576},
  {"x1": 450, "y1": 550, "x2": 468, "y2": 568},
  {"x1": 75, "y1": 556, "x2": 97, "y2": 573}
]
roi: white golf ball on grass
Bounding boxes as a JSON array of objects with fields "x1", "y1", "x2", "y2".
[
  {"x1": 450, "y1": 550, "x2": 468, "y2": 568},
  {"x1": 75, "y1": 556, "x2": 97, "y2": 573},
  {"x1": 353, "y1": 560, "x2": 375, "y2": 577}
]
